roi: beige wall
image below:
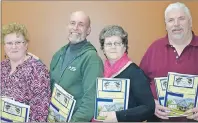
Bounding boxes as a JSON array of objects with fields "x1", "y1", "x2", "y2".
[
  {"x1": 0, "y1": 3, "x2": 2, "y2": 61},
  {"x1": 2, "y1": 1, "x2": 198, "y2": 68}
]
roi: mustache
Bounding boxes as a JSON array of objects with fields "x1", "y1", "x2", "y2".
[{"x1": 172, "y1": 28, "x2": 182, "y2": 31}]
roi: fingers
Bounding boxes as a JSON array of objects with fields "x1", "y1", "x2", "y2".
[
  {"x1": 103, "y1": 120, "x2": 111, "y2": 122},
  {"x1": 157, "y1": 104, "x2": 170, "y2": 111},
  {"x1": 194, "y1": 113, "x2": 198, "y2": 121},
  {"x1": 155, "y1": 113, "x2": 169, "y2": 119},
  {"x1": 155, "y1": 99, "x2": 170, "y2": 112},
  {"x1": 103, "y1": 118, "x2": 116, "y2": 122},
  {"x1": 187, "y1": 112, "x2": 198, "y2": 121},
  {"x1": 155, "y1": 100, "x2": 170, "y2": 119},
  {"x1": 103, "y1": 112, "x2": 117, "y2": 122},
  {"x1": 156, "y1": 108, "x2": 169, "y2": 116},
  {"x1": 185, "y1": 107, "x2": 198, "y2": 114},
  {"x1": 184, "y1": 109, "x2": 193, "y2": 116},
  {"x1": 191, "y1": 107, "x2": 198, "y2": 112},
  {"x1": 155, "y1": 108, "x2": 169, "y2": 119},
  {"x1": 186, "y1": 108, "x2": 198, "y2": 121}
]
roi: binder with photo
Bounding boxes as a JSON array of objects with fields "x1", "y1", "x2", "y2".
[
  {"x1": 94, "y1": 77, "x2": 130, "y2": 121},
  {"x1": 47, "y1": 83, "x2": 76, "y2": 122},
  {"x1": 164, "y1": 72, "x2": 198, "y2": 117}
]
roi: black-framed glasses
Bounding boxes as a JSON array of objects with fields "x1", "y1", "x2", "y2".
[{"x1": 104, "y1": 42, "x2": 123, "y2": 47}]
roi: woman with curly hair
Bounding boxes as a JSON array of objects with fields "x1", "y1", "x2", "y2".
[
  {"x1": 1, "y1": 22, "x2": 51, "y2": 122},
  {"x1": 92, "y1": 25, "x2": 155, "y2": 122}
]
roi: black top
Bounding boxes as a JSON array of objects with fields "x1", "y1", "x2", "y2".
[
  {"x1": 62, "y1": 40, "x2": 87, "y2": 72},
  {"x1": 115, "y1": 63, "x2": 155, "y2": 122}
]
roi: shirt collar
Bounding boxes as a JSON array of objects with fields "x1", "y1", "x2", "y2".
[{"x1": 163, "y1": 31, "x2": 198, "y2": 47}]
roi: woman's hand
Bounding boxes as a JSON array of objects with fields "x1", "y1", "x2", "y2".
[
  {"x1": 103, "y1": 111, "x2": 118, "y2": 122},
  {"x1": 154, "y1": 99, "x2": 170, "y2": 119}
]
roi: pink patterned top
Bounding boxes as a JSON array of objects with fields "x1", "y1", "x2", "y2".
[{"x1": 1, "y1": 56, "x2": 51, "y2": 122}]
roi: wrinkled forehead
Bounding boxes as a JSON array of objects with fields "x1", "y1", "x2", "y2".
[{"x1": 165, "y1": 8, "x2": 189, "y2": 19}]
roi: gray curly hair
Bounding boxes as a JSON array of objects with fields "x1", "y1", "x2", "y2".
[{"x1": 99, "y1": 25, "x2": 128, "y2": 53}]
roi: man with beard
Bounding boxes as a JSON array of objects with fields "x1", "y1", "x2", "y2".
[
  {"x1": 50, "y1": 11, "x2": 103, "y2": 122},
  {"x1": 140, "y1": 2, "x2": 198, "y2": 122}
]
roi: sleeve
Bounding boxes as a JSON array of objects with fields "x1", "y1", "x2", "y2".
[
  {"x1": 70, "y1": 53, "x2": 104, "y2": 122},
  {"x1": 49, "y1": 52, "x2": 60, "y2": 92},
  {"x1": 29, "y1": 63, "x2": 51, "y2": 122},
  {"x1": 140, "y1": 43, "x2": 158, "y2": 99},
  {"x1": 116, "y1": 67, "x2": 155, "y2": 122},
  {"x1": 139, "y1": 47, "x2": 150, "y2": 78}
]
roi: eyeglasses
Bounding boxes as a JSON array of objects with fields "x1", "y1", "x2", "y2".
[
  {"x1": 5, "y1": 41, "x2": 25, "y2": 47},
  {"x1": 104, "y1": 42, "x2": 123, "y2": 47}
]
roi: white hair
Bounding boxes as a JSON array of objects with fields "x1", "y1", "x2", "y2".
[{"x1": 164, "y1": 2, "x2": 192, "y2": 20}]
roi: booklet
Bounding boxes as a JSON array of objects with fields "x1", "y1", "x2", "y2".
[
  {"x1": 47, "y1": 83, "x2": 76, "y2": 122},
  {"x1": 0, "y1": 97, "x2": 30, "y2": 122},
  {"x1": 164, "y1": 72, "x2": 198, "y2": 117},
  {"x1": 154, "y1": 77, "x2": 168, "y2": 106},
  {"x1": 94, "y1": 77, "x2": 130, "y2": 121}
]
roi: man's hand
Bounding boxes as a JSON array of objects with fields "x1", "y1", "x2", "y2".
[{"x1": 185, "y1": 107, "x2": 198, "y2": 121}]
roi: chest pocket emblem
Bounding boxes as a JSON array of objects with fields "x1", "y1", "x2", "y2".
[{"x1": 68, "y1": 66, "x2": 76, "y2": 71}]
